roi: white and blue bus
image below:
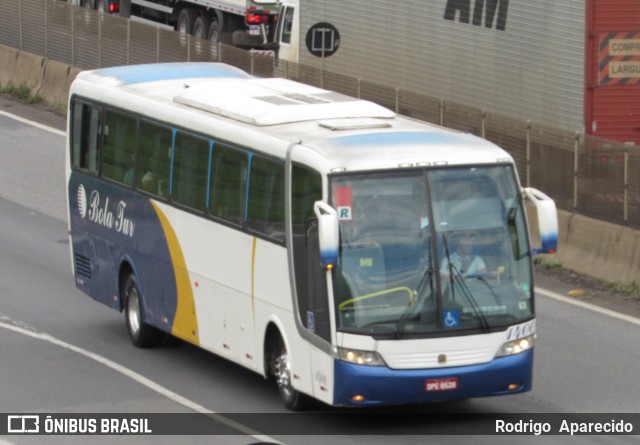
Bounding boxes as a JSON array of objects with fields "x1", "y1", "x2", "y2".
[{"x1": 66, "y1": 62, "x2": 558, "y2": 410}]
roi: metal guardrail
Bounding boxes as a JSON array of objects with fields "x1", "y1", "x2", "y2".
[{"x1": 2, "y1": 0, "x2": 639, "y2": 230}]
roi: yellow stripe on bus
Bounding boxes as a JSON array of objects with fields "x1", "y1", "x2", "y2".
[{"x1": 151, "y1": 201, "x2": 199, "y2": 346}]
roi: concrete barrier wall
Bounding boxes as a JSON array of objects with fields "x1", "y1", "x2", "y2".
[
  {"x1": 0, "y1": 44, "x2": 81, "y2": 108},
  {"x1": 1, "y1": 44, "x2": 638, "y2": 286},
  {"x1": 528, "y1": 206, "x2": 640, "y2": 284},
  {"x1": 40, "y1": 59, "x2": 84, "y2": 107},
  {"x1": 554, "y1": 210, "x2": 640, "y2": 284},
  {"x1": 0, "y1": 45, "x2": 41, "y2": 89}
]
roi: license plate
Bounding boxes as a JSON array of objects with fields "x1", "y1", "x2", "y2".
[
  {"x1": 425, "y1": 377, "x2": 459, "y2": 392},
  {"x1": 249, "y1": 25, "x2": 260, "y2": 36}
]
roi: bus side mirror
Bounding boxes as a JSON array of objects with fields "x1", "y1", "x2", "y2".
[
  {"x1": 313, "y1": 201, "x2": 339, "y2": 269},
  {"x1": 523, "y1": 187, "x2": 558, "y2": 254}
]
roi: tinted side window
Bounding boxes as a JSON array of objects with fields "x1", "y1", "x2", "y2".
[
  {"x1": 247, "y1": 156, "x2": 285, "y2": 241},
  {"x1": 71, "y1": 101, "x2": 101, "y2": 174},
  {"x1": 102, "y1": 110, "x2": 137, "y2": 186},
  {"x1": 137, "y1": 121, "x2": 172, "y2": 197},
  {"x1": 291, "y1": 164, "x2": 322, "y2": 229},
  {"x1": 172, "y1": 132, "x2": 210, "y2": 212},
  {"x1": 210, "y1": 144, "x2": 248, "y2": 225}
]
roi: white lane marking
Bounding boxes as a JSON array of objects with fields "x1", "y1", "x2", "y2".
[
  {"x1": 0, "y1": 110, "x2": 66, "y2": 137},
  {"x1": 536, "y1": 287, "x2": 640, "y2": 327},
  {"x1": 0, "y1": 319, "x2": 282, "y2": 444}
]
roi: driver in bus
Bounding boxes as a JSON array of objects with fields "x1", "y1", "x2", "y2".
[{"x1": 440, "y1": 231, "x2": 487, "y2": 278}]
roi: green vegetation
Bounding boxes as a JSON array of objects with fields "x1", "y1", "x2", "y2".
[
  {"x1": 52, "y1": 101, "x2": 67, "y2": 116},
  {"x1": 608, "y1": 280, "x2": 640, "y2": 301},
  {"x1": 533, "y1": 256, "x2": 563, "y2": 269},
  {"x1": 0, "y1": 81, "x2": 44, "y2": 105}
]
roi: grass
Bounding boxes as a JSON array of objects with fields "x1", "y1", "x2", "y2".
[
  {"x1": 52, "y1": 101, "x2": 67, "y2": 115},
  {"x1": 608, "y1": 280, "x2": 640, "y2": 301},
  {"x1": 0, "y1": 81, "x2": 45, "y2": 105},
  {"x1": 533, "y1": 256, "x2": 563, "y2": 269}
]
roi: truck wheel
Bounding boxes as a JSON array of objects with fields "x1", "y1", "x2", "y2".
[
  {"x1": 270, "y1": 337, "x2": 308, "y2": 411},
  {"x1": 124, "y1": 274, "x2": 161, "y2": 348},
  {"x1": 207, "y1": 20, "x2": 221, "y2": 59},
  {"x1": 192, "y1": 15, "x2": 212, "y2": 56},
  {"x1": 177, "y1": 8, "x2": 198, "y2": 35},
  {"x1": 207, "y1": 20, "x2": 221, "y2": 45},
  {"x1": 193, "y1": 15, "x2": 211, "y2": 40}
]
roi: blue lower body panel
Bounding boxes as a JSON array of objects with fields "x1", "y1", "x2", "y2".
[{"x1": 333, "y1": 349, "x2": 533, "y2": 407}]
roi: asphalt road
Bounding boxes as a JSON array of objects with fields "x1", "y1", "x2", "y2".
[{"x1": 0, "y1": 97, "x2": 639, "y2": 444}]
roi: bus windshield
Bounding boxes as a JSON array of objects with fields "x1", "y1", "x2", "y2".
[{"x1": 331, "y1": 165, "x2": 533, "y2": 337}]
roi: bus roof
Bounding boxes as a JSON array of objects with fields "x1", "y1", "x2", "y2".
[{"x1": 71, "y1": 63, "x2": 513, "y2": 173}]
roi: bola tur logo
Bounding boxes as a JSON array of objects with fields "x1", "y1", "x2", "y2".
[
  {"x1": 77, "y1": 184, "x2": 88, "y2": 218},
  {"x1": 76, "y1": 184, "x2": 135, "y2": 237}
]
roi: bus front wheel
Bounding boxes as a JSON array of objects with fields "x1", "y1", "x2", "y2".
[
  {"x1": 124, "y1": 274, "x2": 161, "y2": 348},
  {"x1": 271, "y1": 337, "x2": 308, "y2": 411}
]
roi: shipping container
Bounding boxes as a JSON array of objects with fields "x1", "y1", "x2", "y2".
[{"x1": 585, "y1": 0, "x2": 640, "y2": 144}]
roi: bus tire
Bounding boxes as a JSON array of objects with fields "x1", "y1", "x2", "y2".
[
  {"x1": 124, "y1": 274, "x2": 161, "y2": 348},
  {"x1": 271, "y1": 337, "x2": 308, "y2": 411}
]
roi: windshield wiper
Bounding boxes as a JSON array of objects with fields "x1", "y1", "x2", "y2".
[
  {"x1": 449, "y1": 265, "x2": 491, "y2": 332},
  {"x1": 393, "y1": 250, "x2": 435, "y2": 339}
]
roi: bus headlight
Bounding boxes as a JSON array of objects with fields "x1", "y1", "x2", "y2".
[
  {"x1": 496, "y1": 334, "x2": 535, "y2": 357},
  {"x1": 336, "y1": 347, "x2": 386, "y2": 366}
]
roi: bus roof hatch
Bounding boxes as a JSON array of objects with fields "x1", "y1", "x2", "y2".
[{"x1": 173, "y1": 77, "x2": 395, "y2": 126}]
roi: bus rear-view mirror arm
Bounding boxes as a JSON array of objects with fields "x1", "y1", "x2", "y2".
[
  {"x1": 313, "y1": 201, "x2": 339, "y2": 269},
  {"x1": 523, "y1": 187, "x2": 558, "y2": 255}
]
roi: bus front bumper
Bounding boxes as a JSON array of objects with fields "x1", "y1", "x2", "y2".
[{"x1": 332, "y1": 348, "x2": 533, "y2": 407}]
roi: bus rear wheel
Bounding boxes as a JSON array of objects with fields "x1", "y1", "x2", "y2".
[
  {"x1": 270, "y1": 338, "x2": 308, "y2": 411},
  {"x1": 124, "y1": 274, "x2": 161, "y2": 348}
]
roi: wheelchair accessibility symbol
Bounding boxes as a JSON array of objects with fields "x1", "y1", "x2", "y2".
[{"x1": 443, "y1": 310, "x2": 460, "y2": 328}]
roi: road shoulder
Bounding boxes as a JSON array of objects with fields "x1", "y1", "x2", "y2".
[{"x1": 535, "y1": 264, "x2": 640, "y2": 320}]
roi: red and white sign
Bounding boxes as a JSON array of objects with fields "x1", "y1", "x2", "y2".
[
  {"x1": 334, "y1": 186, "x2": 353, "y2": 221},
  {"x1": 425, "y1": 377, "x2": 459, "y2": 392}
]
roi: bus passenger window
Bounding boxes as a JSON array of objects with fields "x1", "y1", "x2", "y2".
[
  {"x1": 172, "y1": 131, "x2": 210, "y2": 212},
  {"x1": 71, "y1": 101, "x2": 101, "y2": 174},
  {"x1": 102, "y1": 110, "x2": 136, "y2": 186},
  {"x1": 210, "y1": 145, "x2": 248, "y2": 225},
  {"x1": 137, "y1": 121, "x2": 172, "y2": 197},
  {"x1": 247, "y1": 156, "x2": 285, "y2": 241}
]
